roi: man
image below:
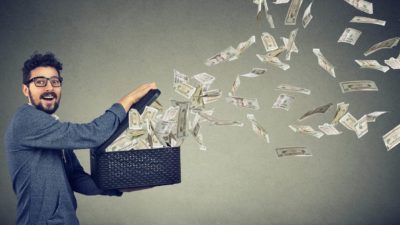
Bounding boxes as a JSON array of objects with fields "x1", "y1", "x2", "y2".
[{"x1": 4, "y1": 52, "x2": 157, "y2": 225}]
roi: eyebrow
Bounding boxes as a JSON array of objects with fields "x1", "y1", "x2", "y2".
[{"x1": 32, "y1": 75, "x2": 60, "y2": 79}]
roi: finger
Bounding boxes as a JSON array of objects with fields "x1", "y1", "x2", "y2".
[{"x1": 134, "y1": 86, "x2": 153, "y2": 99}]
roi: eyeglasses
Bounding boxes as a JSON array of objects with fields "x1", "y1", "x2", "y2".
[{"x1": 26, "y1": 76, "x2": 63, "y2": 87}]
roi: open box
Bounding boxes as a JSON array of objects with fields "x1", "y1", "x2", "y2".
[{"x1": 90, "y1": 90, "x2": 181, "y2": 190}]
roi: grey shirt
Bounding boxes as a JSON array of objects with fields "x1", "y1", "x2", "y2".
[{"x1": 4, "y1": 103, "x2": 127, "y2": 225}]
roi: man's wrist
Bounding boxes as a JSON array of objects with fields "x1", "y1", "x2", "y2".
[{"x1": 118, "y1": 95, "x2": 134, "y2": 113}]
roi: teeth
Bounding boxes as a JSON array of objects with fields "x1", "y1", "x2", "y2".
[
  {"x1": 42, "y1": 93, "x2": 55, "y2": 99},
  {"x1": 43, "y1": 96, "x2": 54, "y2": 100}
]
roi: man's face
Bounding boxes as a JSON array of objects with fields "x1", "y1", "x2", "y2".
[{"x1": 22, "y1": 66, "x2": 62, "y2": 114}]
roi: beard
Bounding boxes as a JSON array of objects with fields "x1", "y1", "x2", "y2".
[{"x1": 28, "y1": 90, "x2": 61, "y2": 114}]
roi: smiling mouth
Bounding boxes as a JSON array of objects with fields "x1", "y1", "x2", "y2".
[{"x1": 41, "y1": 93, "x2": 57, "y2": 102}]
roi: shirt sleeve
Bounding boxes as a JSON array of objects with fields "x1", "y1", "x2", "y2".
[
  {"x1": 65, "y1": 149, "x2": 123, "y2": 196},
  {"x1": 15, "y1": 103, "x2": 126, "y2": 150}
]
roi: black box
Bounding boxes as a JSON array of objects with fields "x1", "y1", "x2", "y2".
[{"x1": 90, "y1": 90, "x2": 181, "y2": 190}]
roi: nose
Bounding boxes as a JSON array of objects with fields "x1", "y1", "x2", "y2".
[{"x1": 44, "y1": 80, "x2": 54, "y2": 91}]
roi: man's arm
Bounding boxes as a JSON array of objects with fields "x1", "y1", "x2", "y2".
[
  {"x1": 118, "y1": 82, "x2": 157, "y2": 113},
  {"x1": 14, "y1": 83, "x2": 157, "y2": 150}
]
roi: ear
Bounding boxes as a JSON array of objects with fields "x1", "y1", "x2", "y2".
[{"x1": 22, "y1": 84, "x2": 29, "y2": 98}]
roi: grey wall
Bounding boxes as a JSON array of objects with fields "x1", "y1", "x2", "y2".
[{"x1": 1, "y1": 0, "x2": 400, "y2": 224}]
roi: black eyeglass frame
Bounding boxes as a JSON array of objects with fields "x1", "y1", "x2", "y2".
[{"x1": 25, "y1": 76, "x2": 64, "y2": 87}]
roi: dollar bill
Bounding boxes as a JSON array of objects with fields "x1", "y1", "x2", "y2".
[
  {"x1": 190, "y1": 124, "x2": 207, "y2": 151},
  {"x1": 289, "y1": 125, "x2": 324, "y2": 139},
  {"x1": 125, "y1": 129, "x2": 146, "y2": 138},
  {"x1": 145, "y1": 119, "x2": 155, "y2": 148},
  {"x1": 384, "y1": 57, "x2": 400, "y2": 69},
  {"x1": 152, "y1": 133, "x2": 166, "y2": 148},
  {"x1": 191, "y1": 127, "x2": 207, "y2": 151},
  {"x1": 256, "y1": 0, "x2": 263, "y2": 19},
  {"x1": 128, "y1": 109, "x2": 142, "y2": 130},
  {"x1": 106, "y1": 132, "x2": 126, "y2": 152},
  {"x1": 256, "y1": 0, "x2": 274, "y2": 28},
  {"x1": 313, "y1": 48, "x2": 336, "y2": 78},
  {"x1": 201, "y1": 89, "x2": 222, "y2": 98},
  {"x1": 150, "y1": 100, "x2": 163, "y2": 112},
  {"x1": 200, "y1": 82, "x2": 212, "y2": 92},
  {"x1": 155, "y1": 120, "x2": 175, "y2": 136},
  {"x1": 171, "y1": 100, "x2": 190, "y2": 138},
  {"x1": 174, "y1": 82, "x2": 196, "y2": 99},
  {"x1": 284, "y1": 0, "x2": 303, "y2": 25},
  {"x1": 261, "y1": 32, "x2": 278, "y2": 52},
  {"x1": 162, "y1": 106, "x2": 179, "y2": 121},
  {"x1": 173, "y1": 69, "x2": 189, "y2": 87},
  {"x1": 383, "y1": 124, "x2": 400, "y2": 151},
  {"x1": 190, "y1": 85, "x2": 204, "y2": 109},
  {"x1": 253, "y1": 68, "x2": 268, "y2": 74},
  {"x1": 266, "y1": 12, "x2": 275, "y2": 29},
  {"x1": 240, "y1": 72, "x2": 261, "y2": 78},
  {"x1": 106, "y1": 133, "x2": 136, "y2": 152},
  {"x1": 281, "y1": 37, "x2": 298, "y2": 53},
  {"x1": 202, "y1": 89, "x2": 222, "y2": 104},
  {"x1": 298, "y1": 103, "x2": 333, "y2": 121},
  {"x1": 265, "y1": 46, "x2": 287, "y2": 58},
  {"x1": 354, "y1": 115, "x2": 368, "y2": 138},
  {"x1": 344, "y1": 0, "x2": 373, "y2": 14},
  {"x1": 250, "y1": 68, "x2": 267, "y2": 75},
  {"x1": 302, "y1": 1, "x2": 313, "y2": 28},
  {"x1": 350, "y1": 16, "x2": 386, "y2": 26},
  {"x1": 193, "y1": 73, "x2": 215, "y2": 85},
  {"x1": 272, "y1": 94, "x2": 295, "y2": 111},
  {"x1": 257, "y1": 54, "x2": 290, "y2": 71},
  {"x1": 339, "y1": 80, "x2": 378, "y2": 93},
  {"x1": 355, "y1": 60, "x2": 390, "y2": 73},
  {"x1": 276, "y1": 147, "x2": 312, "y2": 158},
  {"x1": 212, "y1": 120, "x2": 244, "y2": 126},
  {"x1": 332, "y1": 102, "x2": 349, "y2": 125},
  {"x1": 275, "y1": 84, "x2": 311, "y2": 95},
  {"x1": 226, "y1": 96, "x2": 260, "y2": 110},
  {"x1": 364, "y1": 37, "x2": 400, "y2": 56},
  {"x1": 149, "y1": 129, "x2": 166, "y2": 148},
  {"x1": 229, "y1": 75, "x2": 241, "y2": 96},
  {"x1": 247, "y1": 114, "x2": 270, "y2": 143},
  {"x1": 168, "y1": 132, "x2": 182, "y2": 148},
  {"x1": 273, "y1": 0, "x2": 290, "y2": 4},
  {"x1": 190, "y1": 111, "x2": 202, "y2": 130},
  {"x1": 141, "y1": 106, "x2": 158, "y2": 123},
  {"x1": 236, "y1": 35, "x2": 256, "y2": 55},
  {"x1": 339, "y1": 112, "x2": 357, "y2": 131},
  {"x1": 240, "y1": 69, "x2": 267, "y2": 78},
  {"x1": 255, "y1": 0, "x2": 269, "y2": 12},
  {"x1": 285, "y1": 28, "x2": 299, "y2": 61},
  {"x1": 240, "y1": 68, "x2": 268, "y2": 78},
  {"x1": 262, "y1": 0, "x2": 275, "y2": 28},
  {"x1": 318, "y1": 123, "x2": 342, "y2": 135},
  {"x1": 338, "y1": 28, "x2": 362, "y2": 45},
  {"x1": 205, "y1": 46, "x2": 239, "y2": 66},
  {"x1": 198, "y1": 111, "x2": 244, "y2": 127},
  {"x1": 366, "y1": 111, "x2": 388, "y2": 122},
  {"x1": 207, "y1": 95, "x2": 221, "y2": 106},
  {"x1": 192, "y1": 109, "x2": 214, "y2": 124},
  {"x1": 135, "y1": 138, "x2": 150, "y2": 150}
]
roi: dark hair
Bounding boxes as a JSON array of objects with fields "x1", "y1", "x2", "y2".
[{"x1": 22, "y1": 52, "x2": 63, "y2": 84}]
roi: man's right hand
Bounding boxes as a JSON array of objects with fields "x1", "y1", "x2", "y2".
[{"x1": 118, "y1": 82, "x2": 157, "y2": 112}]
